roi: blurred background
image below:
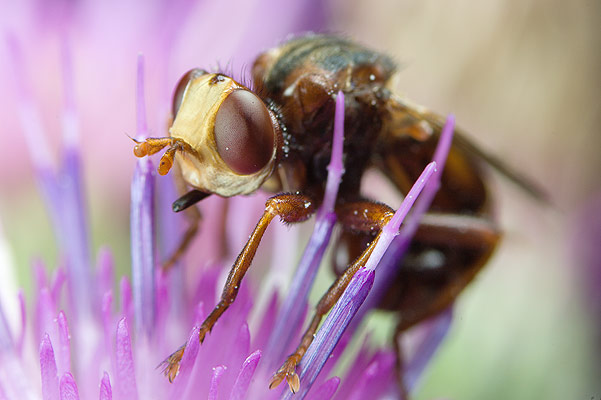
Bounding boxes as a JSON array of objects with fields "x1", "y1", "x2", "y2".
[{"x1": 0, "y1": 0, "x2": 599, "y2": 399}]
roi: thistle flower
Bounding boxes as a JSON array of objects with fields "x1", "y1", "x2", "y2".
[{"x1": 0, "y1": 2, "x2": 459, "y2": 399}]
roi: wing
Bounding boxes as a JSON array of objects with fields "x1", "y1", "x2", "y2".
[{"x1": 383, "y1": 94, "x2": 550, "y2": 204}]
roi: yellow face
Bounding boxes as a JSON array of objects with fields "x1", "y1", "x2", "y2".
[{"x1": 170, "y1": 70, "x2": 279, "y2": 197}]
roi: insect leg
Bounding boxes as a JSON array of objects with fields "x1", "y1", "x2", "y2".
[
  {"x1": 393, "y1": 212, "x2": 500, "y2": 332},
  {"x1": 161, "y1": 193, "x2": 315, "y2": 382},
  {"x1": 270, "y1": 200, "x2": 394, "y2": 393},
  {"x1": 154, "y1": 161, "x2": 206, "y2": 271},
  {"x1": 132, "y1": 136, "x2": 196, "y2": 175}
]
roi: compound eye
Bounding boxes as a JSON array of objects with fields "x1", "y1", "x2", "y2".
[
  {"x1": 214, "y1": 90, "x2": 275, "y2": 175},
  {"x1": 172, "y1": 68, "x2": 206, "y2": 117}
]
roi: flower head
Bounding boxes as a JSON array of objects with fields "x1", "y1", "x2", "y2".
[{"x1": 0, "y1": 2, "x2": 459, "y2": 399}]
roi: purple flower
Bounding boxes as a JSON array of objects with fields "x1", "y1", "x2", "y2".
[{"x1": 0, "y1": 2, "x2": 458, "y2": 399}]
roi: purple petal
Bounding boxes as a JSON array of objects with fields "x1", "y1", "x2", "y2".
[
  {"x1": 59, "y1": 173, "x2": 93, "y2": 312},
  {"x1": 5, "y1": 35, "x2": 61, "y2": 232},
  {"x1": 16, "y1": 290, "x2": 26, "y2": 355},
  {"x1": 130, "y1": 157, "x2": 156, "y2": 338},
  {"x1": 119, "y1": 277, "x2": 133, "y2": 325},
  {"x1": 252, "y1": 291, "x2": 278, "y2": 351},
  {"x1": 307, "y1": 376, "x2": 339, "y2": 400},
  {"x1": 321, "y1": 91, "x2": 346, "y2": 216},
  {"x1": 267, "y1": 92, "x2": 345, "y2": 363},
  {"x1": 135, "y1": 54, "x2": 148, "y2": 140},
  {"x1": 364, "y1": 162, "x2": 437, "y2": 272},
  {"x1": 130, "y1": 54, "x2": 156, "y2": 338},
  {"x1": 312, "y1": 331, "x2": 350, "y2": 384},
  {"x1": 0, "y1": 350, "x2": 38, "y2": 400},
  {"x1": 50, "y1": 268, "x2": 66, "y2": 306},
  {"x1": 404, "y1": 308, "x2": 453, "y2": 392},
  {"x1": 154, "y1": 269, "x2": 170, "y2": 341},
  {"x1": 193, "y1": 302, "x2": 206, "y2": 327},
  {"x1": 288, "y1": 268, "x2": 375, "y2": 399},
  {"x1": 347, "y1": 352, "x2": 396, "y2": 400},
  {"x1": 60, "y1": 36, "x2": 78, "y2": 147},
  {"x1": 359, "y1": 115, "x2": 455, "y2": 319},
  {"x1": 60, "y1": 133, "x2": 93, "y2": 321},
  {"x1": 96, "y1": 248, "x2": 115, "y2": 302},
  {"x1": 36, "y1": 288, "x2": 56, "y2": 348},
  {"x1": 59, "y1": 372, "x2": 80, "y2": 400},
  {"x1": 333, "y1": 337, "x2": 373, "y2": 399},
  {"x1": 34, "y1": 260, "x2": 49, "y2": 293},
  {"x1": 0, "y1": 297, "x2": 14, "y2": 351},
  {"x1": 229, "y1": 350, "x2": 262, "y2": 400},
  {"x1": 56, "y1": 311, "x2": 71, "y2": 375},
  {"x1": 169, "y1": 327, "x2": 200, "y2": 399},
  {"x1": 115, "y1": 318, "x2": 139, "y2": 400},
  {"x1": 99, "y1": 372, "x2": 112, "y2": 400},
  {"x1": 208, "y1": 365, "x2": 227, "y2": 400},
  {"x1": 101, "y1": 292, "x2": 114, "y2": 358},
  {"x1": 40, "y1": 333, "x2": 59, "y2": 400}
]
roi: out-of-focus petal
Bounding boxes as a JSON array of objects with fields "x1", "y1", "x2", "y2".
[
  {"x1": 115, "y1": 318, "x2": 139, "y2": 400},
  {"x1": 40, "y1": 333, "x2": 59, "y2": 400}
]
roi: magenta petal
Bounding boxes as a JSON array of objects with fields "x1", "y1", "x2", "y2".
[
  {"x1": 229, "y1": 350, "x2": 261, "y2": 400},
  {"x1": 50, "y1": 268, "x2": 66, "y2": 306},
  {"x1": 347, "y1": 353, "x2": 395, "y2": 400},
  {"x1": 120, "y1": 277, "x2": 132, "y2": 324},
  {"x1": 208, "y1": 365, "x2": 227, "y2": 400},
  {"x1": 307, "y1": 376, "x2": 339, "y2": 400},
  {"x1": 99, "y1": 372, "x2": 112, "y2": 400},
  {"x1": 253, "y1": 292, "x2": 278, "y2": 351},
  {"x1": 59, "y1": 372, "x2": 80, "y2": 400},
  {"x1": 169, "y1": 327, "x2": 200, "y2": 399},
  {"x1": 6, "y1": 35, "x2": 62, "y2": 234},
  {"x1": 404, "y1": 309, "x2": 453, "y2": 393},
  {"x1": 0, "y1": 298, "x2": 13, "y2": 351},
  {"x1": 135, "y1": 54, "x2": 148, "y2": 139},
  {"x1": 115, "y1": 318, "x2": 139, "y2": 400},
  {"x1": 101, "y1": 292, "x2": 114, "y2": 357},
  {"x1": 40, "y1": 334, "x2": 59, "y2": 400},
  {"x1": 56, "y1": 311, "x2": 71, "y2": 375},
  {"x1": 36, "y1": 288, "x2": 56, "y2": 347},
  {"x1": 97, "y1": 248, "x2": 115, "y2": 302},
  {"x1": 17, "y1": 290, "x2": 26, "y2": 355}
]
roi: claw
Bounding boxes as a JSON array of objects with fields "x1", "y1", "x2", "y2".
[
  {"x1": 159, "y1": 345, "x2": 185, "y2": 383},
  {"x1": 269, "y1": 356, "x2": 301, "y2": 393}
]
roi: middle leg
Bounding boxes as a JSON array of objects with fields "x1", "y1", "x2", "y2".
[
  {"x1": 270, "y1": 200, "x2": 395, "y2": 393},
  {"x1": 161, "y1": 193, "x2": 315, "y2": 382}
]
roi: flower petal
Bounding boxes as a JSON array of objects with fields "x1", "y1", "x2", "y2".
[
  {"x1": 56, "y1": 311, "x2": 71, "y2": 375},
  {"x1": 40, "y1": 333, "x2": 59, "y2": 400},
  {"x1": 115, "y1": 318, "x2": 138, "y2": 400},
  {"x1": 59, "y1": 372, "x2": 80, "y2": 400},
  {"x1": 99, "y1": 372, "x2": 113, "y2": 400},
  {"x1": 229, "y1": 350, "x2": 261, "y2": 400},
  {"x1": 267, "y1": 92, "x2": 345, "y2": 362},
  {"x1": 307, "y1": 376, "x2": 339, "y2": 400},
  {"x1": 289, "y1": 268, "x2": 375, "y2": 399},
  {"x1": 208, "y1": 365, "x2": 227, "y2": 400}
]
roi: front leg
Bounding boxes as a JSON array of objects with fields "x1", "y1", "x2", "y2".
[
  {"x1": 132, "y1": 136, "x2": 197, "y2": 175},
  {"x1": 161, "y1": 193, "x2": 315, "y2": 382}
]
